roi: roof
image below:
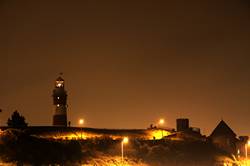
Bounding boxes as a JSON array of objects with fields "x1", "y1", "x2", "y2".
[
  {"x1": 210, "y1": 120, "x2": 236, "y2": 138},
  {"x1": 56, "y1": 76, "x2": 64, "y2": 81}
]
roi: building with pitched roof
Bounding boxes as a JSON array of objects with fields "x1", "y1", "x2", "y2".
[{"x1": 209, "y1": 120, "x2": 238, "y2": 155}]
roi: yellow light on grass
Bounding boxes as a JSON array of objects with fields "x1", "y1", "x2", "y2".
[{"x1": 150, "y1": 130, "x2": 171, "y2": 140}]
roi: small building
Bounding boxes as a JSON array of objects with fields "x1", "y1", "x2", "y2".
[
  {"x1": 209, "y1": 120, "x2": 238, "y2": 155},
  {"x1": 176, "y1": 118, "x2": 189, "y2": 132},
  {"x1": 165, "y1": 118, "x2": 204, "y2": 141}
]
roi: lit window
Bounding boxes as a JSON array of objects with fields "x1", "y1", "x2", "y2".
[
  {"x1": 57, "y1": 83, "x2": 62, "y2": 87},
  {"x1": 56, "y1": 81, "x2": 64, "y2": 87}
]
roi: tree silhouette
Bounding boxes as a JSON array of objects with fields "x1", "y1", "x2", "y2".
[{"x1": 7, "y1": 111, "x2": 28, "y2": 128}]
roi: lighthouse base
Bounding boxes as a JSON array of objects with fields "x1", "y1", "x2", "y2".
[{"x1": 53, "y1": 114, "x2": 67, "y2": 127}]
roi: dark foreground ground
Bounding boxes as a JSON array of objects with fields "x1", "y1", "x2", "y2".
[{"x1": 0, "y1": 129, "x2": 235, "y2": 166}]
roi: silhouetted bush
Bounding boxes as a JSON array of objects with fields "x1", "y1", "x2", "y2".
[{"x1": 7, "y1": 111, "x2": 28, "y2": 128}]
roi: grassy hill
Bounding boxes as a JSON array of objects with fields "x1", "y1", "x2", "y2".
[{"x1": 0, "y1": 128, "x2": 236, "y2": 166}]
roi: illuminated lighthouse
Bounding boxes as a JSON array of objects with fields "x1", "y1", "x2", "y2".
[{"x1": 52, "y1": 76, "x2": 68, "y2": 126}]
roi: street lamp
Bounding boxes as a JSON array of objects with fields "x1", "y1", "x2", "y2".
[
  {"x1": 121, "y1": 137, "x2": 129, "y2": 165},
  {"x1": 159, "y1": 118, "x2": 164, "y2": 125},
  {"x1": 0, "y1": 109, "x2": 2, "y2": 126},
  {"x1": 78, "y1": 119, "x2": 84, "y2": 139},
  {"x1": 79, "y1": 119, "x2": 84, "y2": 125},
  {"x1": 158, "y1": 118, "x2": 165, "y2": 139},
  {"x1": 245, "y1": 140, "x2": 250, "y2": 165}
]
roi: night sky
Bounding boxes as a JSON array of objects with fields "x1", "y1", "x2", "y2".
[{"x1": 1, "y1": 0, "x2": 250, "y2": 135}]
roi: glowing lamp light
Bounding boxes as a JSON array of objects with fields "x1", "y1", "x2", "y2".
[
  {"x1": 123, "y1": 137, "x2": 129, "y2": 144},
  {"x1": 159, "y1": 118, "x2": 165, "y2": 125},
  {"x1": 56, "y1": 80, "x2": 64, "y2": 87},
  {"x1": 237, "y1": 149, "x2": 240, "y2": 155},
  {"x1": 57, "y1": 83, "x2": 62, "y2": 87},
  {"x1": 248, "y1": 140, "x2": 250, "y2": 146},
  {"x1": 79, "y1": 119, "x2": 84, "y2": 125}
]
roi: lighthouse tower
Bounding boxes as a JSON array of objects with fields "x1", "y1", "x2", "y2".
[{"x1": 52, "y1": 76, "x2": 68, "y2": 126}]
